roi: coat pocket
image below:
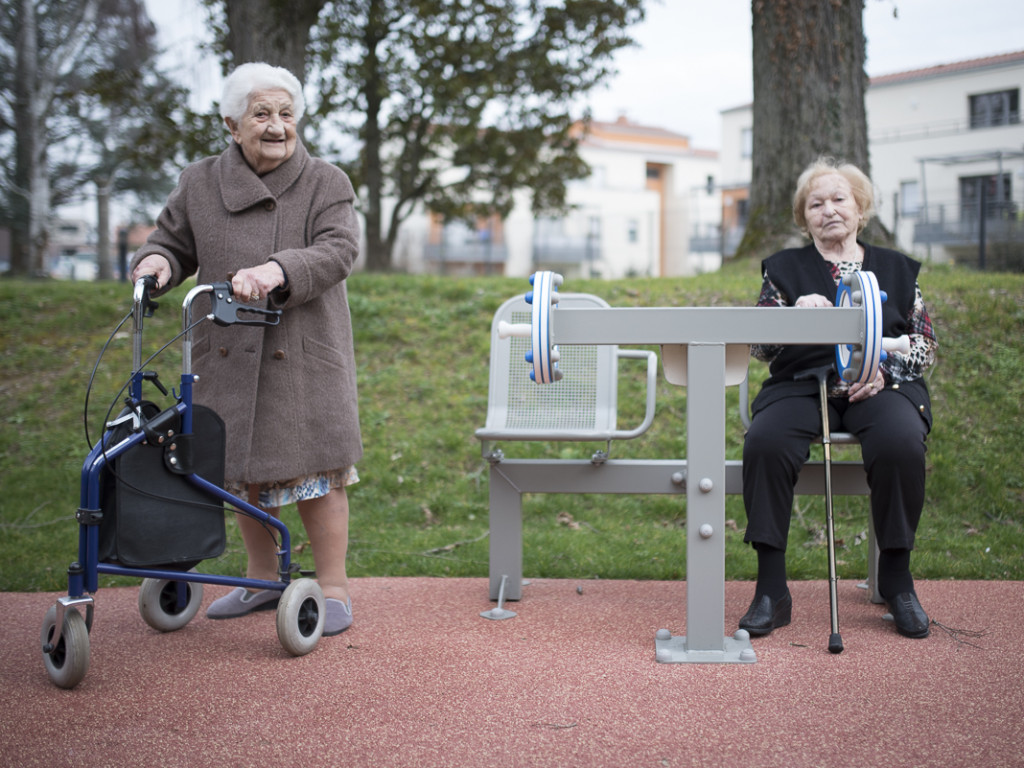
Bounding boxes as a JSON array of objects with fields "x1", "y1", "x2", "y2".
[{"x1": 302, "y1": 335, "x2": 346, "y2": 370}]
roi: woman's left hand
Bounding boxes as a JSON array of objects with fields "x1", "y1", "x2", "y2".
[
  {"x1": 231, "y1": 262, "x2": 286, "y2": 303},
  {"x1": 848, "y1": 370, "x2": 885, "y2": 402}
]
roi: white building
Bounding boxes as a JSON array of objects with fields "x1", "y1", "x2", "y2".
[
  {"x1": 393, "y1": 117, "x2": 720, "y2": 278},
  {"x1": 720, "y1": 51, "x2": 1024, "y2": 266}
]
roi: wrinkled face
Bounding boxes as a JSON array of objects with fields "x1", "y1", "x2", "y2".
[
  {"x1": 225, "y1": 89, "x2": 297, "y2": 175},
  {"x1": 804, "y1": 173, "x2": 863, "y2": 247}
]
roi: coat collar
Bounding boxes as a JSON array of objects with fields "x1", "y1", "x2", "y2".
[{"x1": 218, "y1": 140, "x2": 310, "y2": 212}]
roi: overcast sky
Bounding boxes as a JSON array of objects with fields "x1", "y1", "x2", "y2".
[
  {"x1": 582, "y1": 0, "x2": 1024, "y2": 147},
  {"x1": 145, "y1": 0, "x2": 1024, "y2": 149}
]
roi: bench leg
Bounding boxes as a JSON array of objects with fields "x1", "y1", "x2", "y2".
[{"x1": 488, "y1": 466, "x2": 523, "y2": 602}]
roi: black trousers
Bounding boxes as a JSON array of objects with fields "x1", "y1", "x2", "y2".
[{"x1": 742, "y1": 389, "x2": 928, "y2": 552}]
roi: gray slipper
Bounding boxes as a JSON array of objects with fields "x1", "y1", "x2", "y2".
[
  {"x1": 323, "y1": 597, "x2": 353, "y2": 636},
  {"x1": 206, "y1": 587, "x2": 280, "y2": 619}
]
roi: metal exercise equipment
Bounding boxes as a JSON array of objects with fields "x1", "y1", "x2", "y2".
[{"x1": 494, "y1": 270, "x2": 907, "y2": 664}]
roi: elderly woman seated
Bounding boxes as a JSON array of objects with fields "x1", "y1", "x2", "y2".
[{"x1": 740, "y1": 157, "x2": 937, "y2": 641}]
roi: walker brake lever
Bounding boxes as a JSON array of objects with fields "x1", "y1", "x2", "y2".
[{"x1": 207, "y1": 282, "x2": 282, "y2": 327}]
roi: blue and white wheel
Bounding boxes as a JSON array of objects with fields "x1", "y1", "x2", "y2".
[
  {"x1": 526, "y1": 271, "x2": 563, "y2": 384},
  {"x1": 835, "y1": 270, "x2": 885, "y2": 384}
]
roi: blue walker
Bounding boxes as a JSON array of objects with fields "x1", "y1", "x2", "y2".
[{"x1": 40, "y1": 277, "x2": 325, "y2": 689}]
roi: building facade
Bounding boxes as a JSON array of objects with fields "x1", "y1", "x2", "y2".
[
  {"x1": 391, "y1": 116, "x2": 720, "y2": 278},
  {"x1": 721, "y1": 51, "x2": 1024, "y2": 267}
]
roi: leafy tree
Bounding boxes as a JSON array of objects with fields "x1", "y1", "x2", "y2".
[
  {"x1": 67, "y1": 0, "x2": 199, "y2": 279},
  {"x1": 0, "y1": 0, "x2": 196, "y2": 277},
  {"x1": 1, "y1": 0, "x2": 101, "y2": 275},
  {"x1": 738, "y1": 0, "x2": 890, "y2": 260},
  {"x1": 204, "y1": 0, "x2": 645, "y2": 271}
]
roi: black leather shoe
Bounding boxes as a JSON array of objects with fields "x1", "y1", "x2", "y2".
[
  {"x1": 738, "y1": 591, "x2": 792, "y2": 636},
  {"x1": 886, "y1": 591, "x2": 930, "y2": 638}
]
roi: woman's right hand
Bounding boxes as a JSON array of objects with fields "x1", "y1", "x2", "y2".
[
  {"x1": 130, "y1": 254, "x2": 172, "y2": 289},
  {"x1": 794, "y1": 293, "x2": 832, "y2": 308}
]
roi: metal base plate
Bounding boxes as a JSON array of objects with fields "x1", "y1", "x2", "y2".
[
  {"x1": 654, "y1": 628, "x2": 757, "y2": 664},
  {"x1": 480, "y1": 607, "x2": 517, "y2": 620}
]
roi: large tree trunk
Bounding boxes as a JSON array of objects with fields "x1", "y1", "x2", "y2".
[
  {"x1": 738, "y1": 0, "x2": 885, "y2": 260},
  {"x1": 223, "y1": 0, "x2": 324, "y2": 79}
]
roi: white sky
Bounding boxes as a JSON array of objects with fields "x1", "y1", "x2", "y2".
[{"x1": 145, "y1": 0, "x2": 1024, "y2": 149}]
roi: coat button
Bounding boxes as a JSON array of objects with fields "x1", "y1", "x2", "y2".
[
  {"x1": 264, "y1": 200, "x2": 276, "y2": 211},
  {"x1": 219, "y1": 347, "x2": 229, "y2": 357},
  {"x1": 892, "y1": 383, "x2": 900, "y2": 390},
  {"x1": 274, "y1": 349, "x2": 285, "y2": 360},
  {"x1": 919, "y1": 404, "x2": 925, "y2": 412}
]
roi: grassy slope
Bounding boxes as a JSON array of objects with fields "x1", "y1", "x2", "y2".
[{"x1": 1, "y1": 262, "x2": 1022, "y2": 592}]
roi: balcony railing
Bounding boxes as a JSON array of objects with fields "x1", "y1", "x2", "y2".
[
  {"x1": 913, "y1": 203, "x2": 1022, "y2": 246},
  {"x1": 424, "y1": 242, "x2": 508, "y2": 264},
  {"x1": 532, "y1": 242, "x2": 598, "y2": 264}
]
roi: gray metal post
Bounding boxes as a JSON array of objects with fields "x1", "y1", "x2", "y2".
[
  {"x1": 488, "y1": 465, "x2": 524, "y2": 601},
  {"x1": 683, "y1": 343, "x2": 735, "y2": 655}
]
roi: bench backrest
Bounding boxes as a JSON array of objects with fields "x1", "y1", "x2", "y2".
[{"x1": 476, "y1": 292, "x2": 656, "y2": 445}]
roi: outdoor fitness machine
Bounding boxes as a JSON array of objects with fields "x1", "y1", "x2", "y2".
[{"x1": 497, "y1": 270, "x2": 906, "y2": 663}]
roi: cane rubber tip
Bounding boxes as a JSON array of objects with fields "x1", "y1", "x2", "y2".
[{"x1": 828, "y1": 633, "x2": 844, "y2": 654}]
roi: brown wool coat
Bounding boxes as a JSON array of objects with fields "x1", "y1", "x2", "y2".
[{"x1": 131, "y1": 140, "x2": 362, "y2": 483}]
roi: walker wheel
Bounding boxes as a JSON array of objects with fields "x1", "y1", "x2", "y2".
[
  {"x1": 138, "y1": 577, "x2": 204, "y2": 632},
  {"x1": 835, "y1": 270, "x2": 884, "y2": 385},
  {"x1": 41, "y1": 604, "x2": 90, "y2": 689},
  {"x1": 276, "y1": 578, "x2": 325, "y2": 656}
]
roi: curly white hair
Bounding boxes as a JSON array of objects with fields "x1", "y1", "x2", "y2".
[{"x1": 219, "y1": 62, "x2": 305, "y2": 124}]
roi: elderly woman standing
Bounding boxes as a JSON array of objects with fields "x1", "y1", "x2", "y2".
[
  {"x1": 740, "y1": 157, "x2": 937, "y2": 640},
  {"x1": 130, "y1": 62, "x2": 361, "y2": 636}
]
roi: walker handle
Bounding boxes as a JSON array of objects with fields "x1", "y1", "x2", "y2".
[
  {"x1": 134, "y1": 275, "x2": 160, "y2": 318},
  {"x1": 207, "y1": 282, "x2": 282, "y2": 327}
]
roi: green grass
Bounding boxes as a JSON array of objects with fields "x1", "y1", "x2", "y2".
[{"x1": 2, "y1": 263, "x2": 1023, "y2": 592}]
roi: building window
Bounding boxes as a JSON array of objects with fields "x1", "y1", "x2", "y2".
[
  {"x1": 899, "y1": 180, "x2": 920, "y2": 216},
  {"x1": 740, "y1": 128, "x2": 753, "y2": 159},
  {"x1": 959, "y1": 174, "x2": 1013, "y2": 218},
  {"x1": 627, "y1": 219, "x2": 639, "y2": 243},
  {"x1": 736, "y1": 198, "x2": 750, "y2": 227},
  {"x1": 968, "y1": 89, "x2": 1020, "y2": 128},
  {"x1": 645, "y1": 165, "x2": 661, "y2": 180}
]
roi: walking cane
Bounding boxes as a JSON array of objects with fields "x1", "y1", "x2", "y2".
[{"x1": 795, "y1": 364, "x2": 844, "y2": 654}]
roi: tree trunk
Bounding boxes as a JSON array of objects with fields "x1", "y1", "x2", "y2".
[
  {"x1": 223, "y1": 0, "x2": 324, "y2": 79},
  {"x1": 96, "y1": 179, "x2": 113, "y2": 280},
  {"x1": 739, "y1": 0, "x2": 879, "y2": 260},
  {"x1": 11, "y1": 0, "x2": 43, "y2": 275},
  {"x1": 360, "y1": 1, "x2": 389, "y2": 272}
]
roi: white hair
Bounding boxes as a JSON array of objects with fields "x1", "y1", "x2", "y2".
[{"x1": 219, "y1": 62, "x2": 305, "y2": 123}]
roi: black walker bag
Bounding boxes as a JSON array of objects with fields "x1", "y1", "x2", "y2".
[{"x1": 98, "y1": 403, "x2": 228, "y2": 570}]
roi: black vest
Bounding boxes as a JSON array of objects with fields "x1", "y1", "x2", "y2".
[{"x1": 751, "y1": 242, "x2": 931, "y2": 429}]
